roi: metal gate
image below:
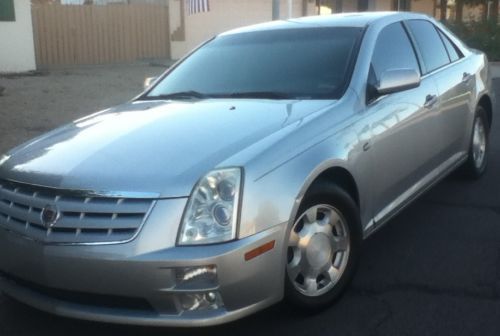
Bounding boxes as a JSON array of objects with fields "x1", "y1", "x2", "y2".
[{"x1": 32, "y1": 3, "x2": 170, "y2": 67}]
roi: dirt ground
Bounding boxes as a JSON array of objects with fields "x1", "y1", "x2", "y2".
[{"x1": 0, "y1": 64, "x2": 167, "y2": 154}]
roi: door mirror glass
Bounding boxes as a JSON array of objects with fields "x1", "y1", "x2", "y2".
[{"x1": 375, "y1": 68, "x2": 420, "y2": 95}]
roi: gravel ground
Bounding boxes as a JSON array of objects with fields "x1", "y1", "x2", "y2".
[{"x1": 0, "y1": 64, "x2": 167, "y2": 154}]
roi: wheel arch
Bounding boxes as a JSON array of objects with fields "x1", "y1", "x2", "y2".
[
  {"x1": 289, "y1": 164, "x2": 361, "y2": 230},
  {"x1": 305, "y1": 167, "x2": 360, "y2": 208}
]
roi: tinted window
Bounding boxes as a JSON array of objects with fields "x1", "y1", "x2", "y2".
[
  {"x1": 0, "y1": 0, "x2": 15, "y2": 21},
  {"x1": 147, "y1": 27, "x2": 362, "y2": 100},
  {"x1": 371, "y1": 22, "x2": 419, "y2": 80},
  {"x1": 406, "y1": 20, "x2": 450, "y2": 73},
  {"x1": 438, "y1": 30, "x2": 461, "y2": 62}
]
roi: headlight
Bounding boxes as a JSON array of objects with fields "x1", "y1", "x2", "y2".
[{"x1": 178, "y1": 168, "x2": 242, "y2": 245}]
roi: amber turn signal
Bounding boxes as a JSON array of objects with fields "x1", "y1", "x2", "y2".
[{"x1": 244, "y1": 240, "x2": 275, "y2": 261}]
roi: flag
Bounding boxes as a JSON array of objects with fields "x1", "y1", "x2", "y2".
[{"x1": 187, "y1": 0, "x2": 210, "y2": 15}]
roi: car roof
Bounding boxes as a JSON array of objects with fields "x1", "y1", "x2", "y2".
[{"x1": 221, "y1": 11, "x2": 431, "y2": 35}]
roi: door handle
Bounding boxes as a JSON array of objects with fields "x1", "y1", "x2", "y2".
[
  {"x1": 462, "y1": 72, "x2": 473, "y2": 84},
  {"x1": 363, "y1": 142, "x2": 371, "y2": 152},
  {"x1": 424, "y1": 94, "x2": 438, "y2": 109}
]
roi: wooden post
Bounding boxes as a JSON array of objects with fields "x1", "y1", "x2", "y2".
[
  {"x1": 440, "y1": 0, "x2": 447, "y2": 21},
  {"x1": 335, "y1": 0, "x2": 343, "y2": 13},
  {"x1": 455, "y1": 0, "x2": 463, "y2": 22},
  {"x1": 491, "y1": 0, "x2": 499, "y2": 22},
  {"x1": 302, "y1": 0, "x2": 308, "y2": 16}
]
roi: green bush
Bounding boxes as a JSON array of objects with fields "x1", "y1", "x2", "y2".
[{"x1": 446, "y1": 21, "x2": 500, "y2": 61}]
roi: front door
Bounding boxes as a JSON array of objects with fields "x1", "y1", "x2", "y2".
[{"x1": 364, "y1": 22, "x2": 441, "y2": 223}]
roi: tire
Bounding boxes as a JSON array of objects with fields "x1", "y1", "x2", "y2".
[
  {"x1": 460, "y1": 105, "x2": 490, "y2": 179},
  {"x1": 284, "y1": 183, "x2": 362, "y2": 311}
]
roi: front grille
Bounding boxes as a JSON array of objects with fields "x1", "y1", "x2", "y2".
[{"x1": 0, "y1": 180, "x2": 155, "y2": 244}]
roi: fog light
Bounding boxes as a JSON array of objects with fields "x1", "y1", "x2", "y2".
[
  {"x1": 176, "y1": 265, "x2": 217, "y2": 286},
  {"x1": 179, "y1": 291, "x2": 223, "y2": 311}
]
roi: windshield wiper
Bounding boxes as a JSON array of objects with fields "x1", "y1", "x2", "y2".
[
  {"x1": 143, "y1": 91, "x2": 209, "y2": 100},
  {"x1": 220, "y1": 91, "x2": 292, "y2": 99},
  {"x1": 142, "y1": 90, "x2": 293, "y2": 101}
]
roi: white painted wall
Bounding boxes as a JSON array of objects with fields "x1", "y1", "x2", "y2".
[{"x1": 0, "y1": 0, "x2": 36, "y2": 72}]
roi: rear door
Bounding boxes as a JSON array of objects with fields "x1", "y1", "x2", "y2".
[{"x1": 405, "y1": 19, "x2": 471, "y2": 161}]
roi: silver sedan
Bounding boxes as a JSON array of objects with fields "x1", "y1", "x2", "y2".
[{"x1": 0, "y1": 11, "x2": 495, "y2": 326}]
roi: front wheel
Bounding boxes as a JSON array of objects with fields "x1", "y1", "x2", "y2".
[{"x1": 284, "y1": 184, "x2": 361, "y2": 310}]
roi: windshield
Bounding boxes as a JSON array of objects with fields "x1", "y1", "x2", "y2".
[{"x1": 145, "y1": 27, "x2": 362, "y2": 100}]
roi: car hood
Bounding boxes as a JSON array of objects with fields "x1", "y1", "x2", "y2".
[{"x1": 0, "y1": 99, "x2": 333, "y2": 197}]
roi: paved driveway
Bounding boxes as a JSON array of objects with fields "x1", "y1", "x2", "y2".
[{"x1": 0, "y1": 71, "x2": 499, "y2": 336}]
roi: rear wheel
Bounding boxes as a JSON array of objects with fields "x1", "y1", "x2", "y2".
[
  {"x1": 284, "y1": 184, "x2": 361, "y2": 310},
  {"x1": 460, "y1": 106, "x2": 489, "y2": 179}
]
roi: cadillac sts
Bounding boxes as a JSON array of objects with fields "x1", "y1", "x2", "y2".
[{"x1": 0, "y1": 12, "x2": 495, "y2": 326}]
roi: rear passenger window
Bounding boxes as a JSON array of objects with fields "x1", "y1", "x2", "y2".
[
  {"x1": 406, "y1": 20, "x2": 450, "y2": 74},
  {"x1": 371, "y1": 22, "x2": 420, "y2": 80},
  {"x1": 438, "y1": 30, "x2": 461, "y2": 62}
]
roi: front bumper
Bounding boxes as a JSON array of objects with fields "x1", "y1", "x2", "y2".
[{"x1": 0, "y1": 198, "x2": 287, "y2": 327}]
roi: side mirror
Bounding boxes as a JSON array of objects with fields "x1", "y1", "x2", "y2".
[
  {"x1": 375, "y1": 68, "x2": 420, "y2": 95},
  {"x1": 143, "y1": 76, "x2": 158, "y2": 90}
]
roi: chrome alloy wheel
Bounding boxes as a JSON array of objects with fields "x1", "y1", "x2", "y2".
[
  {"x1": 472, "y1": 116, "x2": 487, "y2": 169},
  {"x1": 287, "y1": 204, "x2": 350, "y2": 297}
]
